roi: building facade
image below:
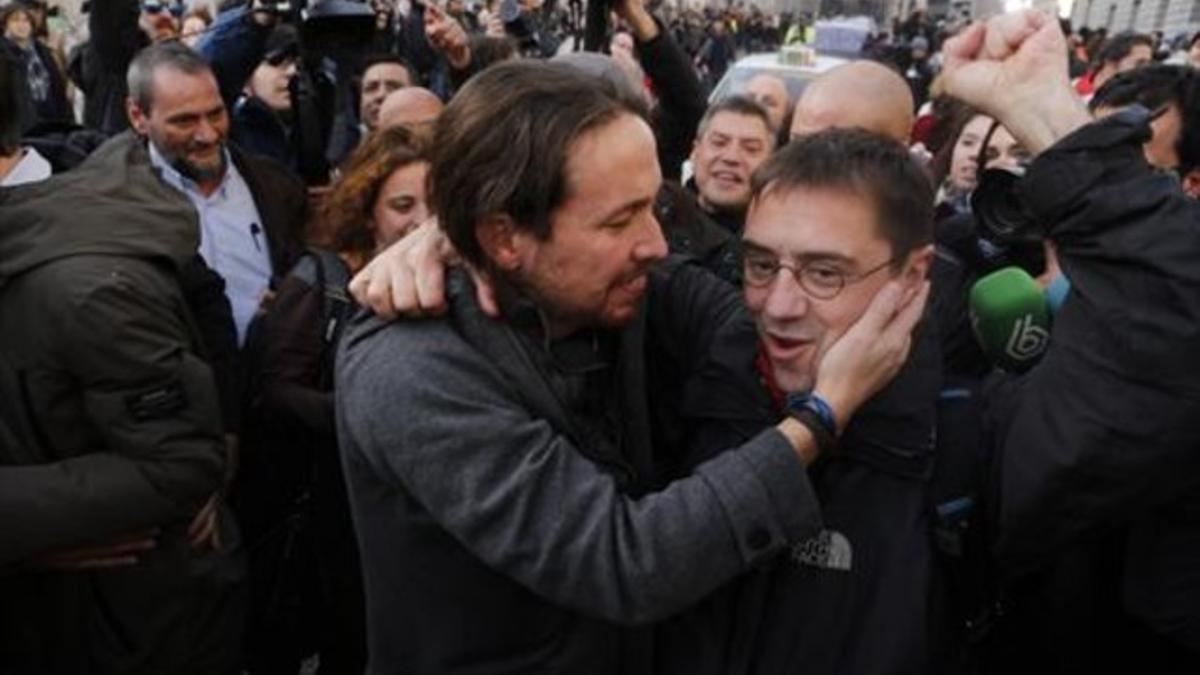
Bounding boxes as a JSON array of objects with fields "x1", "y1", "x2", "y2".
[{"x1": 1071, "y1": 0, "x2": 1199, "y2": 38}]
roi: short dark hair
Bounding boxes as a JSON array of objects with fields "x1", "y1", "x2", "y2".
[
  {"x1": 1091, "y1": 64, "x2": 1200, "y2": 173},
  {"x1": 127, "y1": 40, "x2": 212, "y2": 113},
  {"x1": 1090, "y1": 63, "x2": 1190, "y2": 112},
  {"x1": 751, "y1": 128, "x2": 934, "y2": 265},
  {"x1": 359, "y1": 54, "x2": 414, "y2": 88},
  {"x1": 1095, "y1": 31, "x2": 1153, "y2": 67},
  {"x1": 697, "y1": 95, "x2": 772, "y2": 138},
  {"x1": 431, "y1": 60, "x2": 648, "y2": 269}
]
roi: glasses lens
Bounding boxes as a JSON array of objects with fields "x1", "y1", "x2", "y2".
[
  {"x1": 799, "y1": 264, "x2": 844, "y2": 300},
  {"x1": 741, "y1": 252, "x2": 778, "y2": 287}
]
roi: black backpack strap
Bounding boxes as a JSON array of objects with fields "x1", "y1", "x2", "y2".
[
  {"x1": 289, "y1": 248, "x2": 353, "y2": 389},
  {"x1": 308, "y1": 248, "x2": 353, "y2": 351}
]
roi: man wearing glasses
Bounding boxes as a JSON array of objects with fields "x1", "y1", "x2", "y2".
[
  {"x1": 347, "y1": 123, "x2": 941, "y2": 673},
  {"x1": 654, "y1": 129, "x2": 939, "y2": 675},
  {"x1": 714, "y1": 129, "x2": 941, "y2": 675}
]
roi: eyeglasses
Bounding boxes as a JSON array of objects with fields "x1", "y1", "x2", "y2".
[{"x1": 741, "y1": 248, "x2": 893, "y2": 300}]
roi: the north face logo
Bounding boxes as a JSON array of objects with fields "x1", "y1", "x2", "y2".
[{"x1": 790, "y1": 530, "x2": 852, "y2": 571}]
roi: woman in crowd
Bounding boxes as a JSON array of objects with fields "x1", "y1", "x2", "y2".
[
  {"x1": 1, "y1": 4, "x2": 71, "y2": 127},
  {"x1": 237, "y1": 125, "x2": 430, "y2": 675},
  {"x1": 930, "y1": 102, "x2": 1030, "y2": 220},
  {"x1": 316, "y1": 125, "x2": 432, "y2": 270},
  {"x1": 926, "y1": 100, "x2": 1047, "y2": 379}
]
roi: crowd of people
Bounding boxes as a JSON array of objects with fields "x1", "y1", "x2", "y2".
[{"x1": 2, "y1": 0, "x2": 1200, "y2": 674}]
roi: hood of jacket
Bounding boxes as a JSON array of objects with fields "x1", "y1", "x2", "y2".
[{"x1": 0, "y1": 131, "x2": 198, "y2": 287}]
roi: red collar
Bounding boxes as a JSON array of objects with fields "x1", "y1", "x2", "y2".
[{"x1": 755, "y1": 341, "x2": 786, "y2": 412}]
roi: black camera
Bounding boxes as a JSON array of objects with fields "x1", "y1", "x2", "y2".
[
  {"x1": 970, "y1": 168, "x2": 1047, "y2": 276},
  {"x1": 299, "y1": 0, "x2": 375, "y2": 56},
  {"x1": 971, "y1": 168, "x2": 1039, "y2": 245},
  {"x1": 273, "y1": 0, "x2": 375, "y2": 185}
]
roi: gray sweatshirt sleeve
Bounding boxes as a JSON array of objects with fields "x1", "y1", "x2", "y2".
[{"x1": 337, "y1": 319, "x2": 821, "y2": 625}]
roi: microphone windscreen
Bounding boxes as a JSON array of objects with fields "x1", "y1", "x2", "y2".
[{"x1": 969, "y1": 267, "x2": 1051, "y2": 373}]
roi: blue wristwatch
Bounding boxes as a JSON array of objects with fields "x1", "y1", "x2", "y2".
[{"x1": 784, "y1": 392, "x2": 839, "y2": 438}]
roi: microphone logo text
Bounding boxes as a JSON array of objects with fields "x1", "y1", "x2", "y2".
[{"x1": 1006, "y1": 314, "x2": 1050, "y2": 361}]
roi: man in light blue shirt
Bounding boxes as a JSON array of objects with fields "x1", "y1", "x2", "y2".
[
  {"x1": 149, "y1": 143, "x2": 272, "y2": 344},
  {"x1": 126, "y1": 41, "x2": 305, "y2": 347}
]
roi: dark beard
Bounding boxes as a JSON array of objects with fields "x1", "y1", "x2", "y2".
[{"x1": 172, "y1": 146, "x2": 228, "y2": 185}]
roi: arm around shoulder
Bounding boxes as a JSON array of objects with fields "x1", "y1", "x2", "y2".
[{"x1": 336, "y1": 317, "x2": 822, "y2": 624}]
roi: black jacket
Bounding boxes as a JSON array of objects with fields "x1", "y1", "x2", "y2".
[
  {"x1": 636, "y1": 18, "x2": 708, "y2": 182},
  {"x1": 749, "y1": 325, "x2": 941, "y2": 675},
  {"x1": 69, "y1": 0, "x2": 148, "y2": 136},
  {"x1": 653, "y1": 315, "x2": 942, "y2": 675},
  {"x1": 986, "y1": 109, "x2": 1200, "y2": 659},
  {"x1": 656, "y1": 181, "x2": 742, "y2": 285},
  {"x1": 0, "y1": 128, "x2": 244, "y2": 674},
  {"x1": 1, "y1": 37, "x2": 73, "y2": 128},
  {"x1": 230, "y1": 95, "x2": 296, "y2": 175}
]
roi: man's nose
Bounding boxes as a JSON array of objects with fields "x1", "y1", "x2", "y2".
[
  {"x1": 762, "y1": 270, "x2": 809, "y2": 321},
  {"x1": 716, "y1": 144, "x2": 740, "y2": 162},
  {"x1": 195, "y1": 120, "x2": 219, "y2": 144},
  {"x1": 635, "y1": 211, "x2": 669, "y2": 263}
]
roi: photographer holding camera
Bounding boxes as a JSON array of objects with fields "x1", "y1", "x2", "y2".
[
  {"x1": 199, "y1": 6, "x2": 305, "y2": 173},
  {"x1": 199, "y1": 0, "x2": 380, "y2": 185}
]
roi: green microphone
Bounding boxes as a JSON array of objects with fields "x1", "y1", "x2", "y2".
[{"x1": 968, "y1": 267, "x2": 1051, "y2": 373}]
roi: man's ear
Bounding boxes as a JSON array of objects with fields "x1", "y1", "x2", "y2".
[
  {"x1": 126, "y1": 97, "x2": 149, "y2": 136},
  {"x1": 476, "y1": 214, "x2": 524, "y2": 272},
  {"x1": 903, "y1": 244, "x2": 935, "y2": 285}
]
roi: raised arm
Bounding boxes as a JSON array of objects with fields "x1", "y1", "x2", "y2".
[{"x1": 943, "y1": 10, "x2": 1200, "y2": 571}]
